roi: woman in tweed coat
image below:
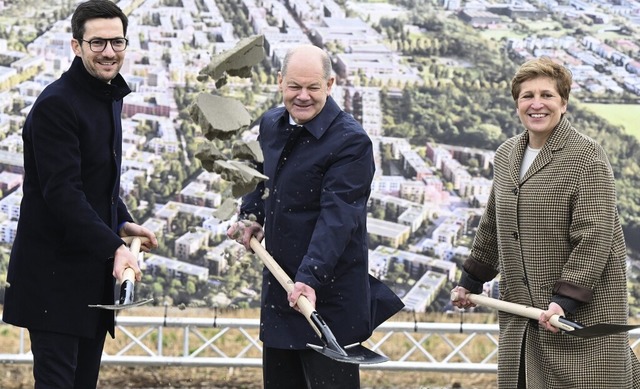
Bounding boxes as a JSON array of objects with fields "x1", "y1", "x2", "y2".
[{"x1": 451, "y1": 57, "x2": 640, "y2": 388}]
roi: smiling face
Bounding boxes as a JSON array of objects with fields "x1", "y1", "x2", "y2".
[
  {"x1": 516, "y1": 76, "x2": 567, "y2": 148},
  {"x1": 278, "y1": 48, "x2": 334, "y2": 125},
  {"x1": 71, "y1": 17, "x2": 126, "y2": 83}
]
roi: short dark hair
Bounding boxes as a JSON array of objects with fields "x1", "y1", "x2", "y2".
[
  {"x1": 511, "y1": 56, "x2": 572, "y2": 106},
  {"x1": 71, "y1": 0, "x2": 128, "y2": 40}
]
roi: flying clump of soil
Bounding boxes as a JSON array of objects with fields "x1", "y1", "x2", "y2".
[{"x1": 190, "y1": 34, "x2": 268, "y2": 219}]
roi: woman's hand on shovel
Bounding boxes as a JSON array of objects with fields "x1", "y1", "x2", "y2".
[
  {"x1": 451, "y1": 286, "x2": 476, "y2": 309},
  {"x1": 288, "y1": 282, "x2": 316, "y2": 312},
  {"x1": 539, "y1": 302, "x2": 565, "y2": 333}
]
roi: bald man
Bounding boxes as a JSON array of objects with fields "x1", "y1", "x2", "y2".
[{"x1": 228, "y1": 45, "x2": 402, "y2": 388}]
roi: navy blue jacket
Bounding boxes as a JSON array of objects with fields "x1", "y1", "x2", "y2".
[
  {"x1": 242, "y1": 96, "x2": 402, "y2": 349},
  {"x1": 3, "y1": 56, "x2": 134, "y2": 338}
]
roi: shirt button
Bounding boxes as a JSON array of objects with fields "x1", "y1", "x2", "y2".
[
  {"x1": 513, "y1": 188, "x2": 518, "y2": 195},
  {"x1": 513, "y1": 232, "x2": 519, "y2": 240}
]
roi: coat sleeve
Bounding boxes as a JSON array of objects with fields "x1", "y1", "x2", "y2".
[
  {"x1": 29, "y1": 94, "x2": 125, "y2": 260},
  {"x1": 459, "y1": 185, "x2": 500, "y2": 293},
  {"x1": 117, "y1": 200, "x2": 134, "y2": 227},
  {"x1": 294, "y1": 130, "x2": 374, "y2": 289},
  {"x1": 239, "y1": 163, "x2": 266, "y2": 225},
  {"x1": 553, "y1": 155, "x2": 618, "y2": 304}
]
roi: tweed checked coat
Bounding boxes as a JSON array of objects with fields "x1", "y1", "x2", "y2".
[{"x1": 461, "y1": 117, "x2": 640, "y2": 388}]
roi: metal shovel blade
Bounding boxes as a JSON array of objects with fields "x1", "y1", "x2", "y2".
[
  {"x1": 556, "y1": 316, "x2": 640, "y2": 338},
  {"x1": 89, "y1": 278, "x2": 154, "y2": 310},
  {"x1": 248, "y1": 237, "x2": 388, "y2": 364},
  {"x1": 119, "y1": 278, "x2": 135, "y2": 305},
  {"x1": 89, "y1": 237, "x2": 153, "y2": 310},
  {"x1": 88, "y1": 298, "x2": 154, "y2": 311},
  {"x1": 307, "y1": 342, "x2": 389, "y2": 365},
  {"x1": 307, "y1": 311, "x2": 388, "y2": 364},
  {"x1": 455, "y1": 292, "x2": 640, "y2": 338}
]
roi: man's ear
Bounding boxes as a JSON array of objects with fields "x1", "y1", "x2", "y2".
[
  {"x1": 71, "y1": 39, "x2": 81, "y2": 56},
  {"x1": 326, "y1": 76, "x2": 335, "y2": 93}
]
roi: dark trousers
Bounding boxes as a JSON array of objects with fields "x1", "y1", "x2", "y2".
[
  {"x1": 517, "y1": 326, "x2": 528, "y2": 388},
  {"x1": 263, "y1": 346, "x2": 360, "y2": 389},
  {"x1": 29, "y1": 328, "x2": 107, "y2": 389}
]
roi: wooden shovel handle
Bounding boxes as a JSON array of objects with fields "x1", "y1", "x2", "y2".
[
  {"x1": 122, "y1": 267, "x2": 136, "y2": 283},
  {"x1": 249, "y1": 237, "x2": 321, "y2": 337},
  {"x1": 121, "y1": 236, "x2": 143, "y2": 282},
  {"x1": 121, "y1": 235, "x2": 150, "y2": 246},
  {"x1": 451, "y1": 291, "x2": 574, "y2": 332}
]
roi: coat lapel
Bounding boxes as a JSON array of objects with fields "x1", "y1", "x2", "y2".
[
  {"x1": 508, "y1": 132, "x2": 529, "y2": 186},
  {"x1": 261, "y1": 112, "x2": 292, "y2": 182},
  {"x1": 262, "y1": 97, "x2": 341, "y2": 183},
  {"x1": 516, "y1": 117, "x2": 573, "y2": 184}
]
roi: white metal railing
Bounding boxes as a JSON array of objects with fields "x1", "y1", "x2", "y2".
[{"x1": 2, "y1": 315, "x2": 640, "y2": 373}]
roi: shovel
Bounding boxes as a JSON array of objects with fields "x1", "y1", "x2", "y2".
[
  {"x1": 89, "y1": 236, "x2": 153, "y2": 310},
  {"x1": 249, "y1": 237, "x2": 388, "y2": 364},
  {"x1": 451, "y1": 291, "x2": 640, "y2": 338}
]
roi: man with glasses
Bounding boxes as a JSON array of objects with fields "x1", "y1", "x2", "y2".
[{"x1": 3, "y1": 1, "x2": 157, "y2": 387}]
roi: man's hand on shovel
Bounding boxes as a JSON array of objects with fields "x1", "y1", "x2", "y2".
[
  {"x1": 119, "y1": 222, "x2": 158, "y2": 253},
  {"x1": 113, "y1": 244, "x2": 142, "y2": 283},
  {"x1": 247, "y1": 236, "x2": 389, "y2": 364},
  {"x1": 289, "y1": 282, "x2": 316, "y2": 312},
  {"x1": 116, "y1": 223, "x2": 158, "y2": 282},
  {"x1": 226, "y1": 218, "x2": 264, "y2": 251},
  {"x1": 90, "y1": 236, "x2": 156, "y2": 310}
]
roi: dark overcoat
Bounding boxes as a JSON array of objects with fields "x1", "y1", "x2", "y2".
[
  {"x1": 462, "y1": 117, "x2": 640, "y2": 388},
  {"x1": 3, "y1": 56, "x2": 133, "y2": 339},
  {"x1": 241, "y1": 96, "x2": 402, "y2": 349}
]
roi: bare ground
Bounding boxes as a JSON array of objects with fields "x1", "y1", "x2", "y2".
[
  {"x1": 1, "y1": 307, "x2": 499, "y2": 388},
  {"x1": 2, "y1": 364, "x2": 497, "y2": 389}
]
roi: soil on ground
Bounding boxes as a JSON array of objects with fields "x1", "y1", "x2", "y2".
[
  {"x1": 1, "y1": 307, "x2": 498, "y2": 388},
  {"x1": 2, "y1": 365, "x2": 497, "y2": 388}
]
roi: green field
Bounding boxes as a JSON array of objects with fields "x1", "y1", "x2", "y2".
[{"x1": 583, "y1": 103, "x2": 640, "y2": 140}]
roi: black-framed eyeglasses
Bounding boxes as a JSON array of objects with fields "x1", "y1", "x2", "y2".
[{"x1": 78, "y1": 37, "x2": 128, "y2": 53}]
